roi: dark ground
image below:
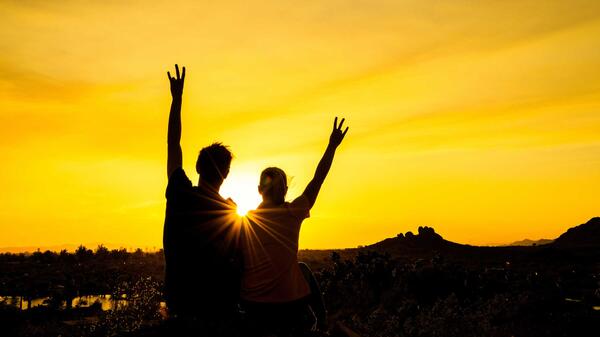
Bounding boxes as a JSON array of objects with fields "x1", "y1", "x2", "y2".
[{"x1": 1, "y1": 218, "x2": 599, "y2": 336}]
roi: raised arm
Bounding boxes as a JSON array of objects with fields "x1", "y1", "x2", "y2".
[
  {"x1": 302, "y1": 117, "x2": 349, "y2": 208},
  {"x1": 167, "y1": 64, "x2": 186, "y2": 178}
]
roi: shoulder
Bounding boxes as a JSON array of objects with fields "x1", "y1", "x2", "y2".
[
  {"x1": 289, "y1": 194, "x2": 310, "y2": 209},
  {"x1": 166, "y1": 167, "x2": 192, "y2": 197},
  {"x1": 287, "y1": 195, "x2": 311, "y2": 220},
  {"x1": 169, "y1": 166, "x2": 190, "y2": 182}
]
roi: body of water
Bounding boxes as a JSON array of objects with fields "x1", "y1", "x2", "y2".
[{"x1": 0, "y1": 295, "x2": 130, "y2": 311}]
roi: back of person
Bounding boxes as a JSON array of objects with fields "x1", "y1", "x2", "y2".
[
  {"x1": 240, "y1": 196, "x2": 311, "y2": 303},
  {"x1": 164, "y1": 167, "x2": 241, "y2": 317},
  {"x1": 240, "y1": 196, "x2": 314, "y2": 335}
]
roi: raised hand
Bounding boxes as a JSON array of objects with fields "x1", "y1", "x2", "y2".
[
  {"x1": 166, "y1": 64, "x2": 185, "y2": 177},
  {"x1": 167, "y1": 64, "x2": 186, "y2": 98},
  {"x1": 302, "y1": 116, "x2": 349, "y2": 207},
  {"x1": 329, "y1": 117, "x2": 349, "y2": 147}
]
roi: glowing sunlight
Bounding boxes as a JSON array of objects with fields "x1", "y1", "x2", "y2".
[{"x1": 220, "y1": 172, "x2": 262, "y2": 216}]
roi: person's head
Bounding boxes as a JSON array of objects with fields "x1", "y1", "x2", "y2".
[
  {"x1": 258, "y1": 167, "x2": 288, "y2": 205},
  {"x1": 196, "y1": 142, "x2": 232, "y2": 189}
]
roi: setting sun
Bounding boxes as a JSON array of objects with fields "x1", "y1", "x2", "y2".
[{"x1": 220, "y1": 172, "x2": 262, "y2": 216}]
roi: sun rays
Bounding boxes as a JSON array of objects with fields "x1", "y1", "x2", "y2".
[
  {"x1": 215, "y1": 204, "x2": 301, "y2": 271},
  {"x1": 220, "y1": 172, "x2": 262, "y2": 216}
]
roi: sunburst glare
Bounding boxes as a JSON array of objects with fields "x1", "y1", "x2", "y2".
[{"x1": 220, "y1": 171, "x2": 262, "y2": 216}]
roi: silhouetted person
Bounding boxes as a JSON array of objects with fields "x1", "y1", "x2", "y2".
[
  {"x1": 240, "y1": 117, "x2": 348, "y2": 336},
  {"x1": 162, "y1": 65, "x2": 241, "y2": 329}
]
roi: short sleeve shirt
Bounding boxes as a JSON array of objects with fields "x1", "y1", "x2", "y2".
[{"x1": 240, "y1": 195, "x2": 312, "y2": 303}]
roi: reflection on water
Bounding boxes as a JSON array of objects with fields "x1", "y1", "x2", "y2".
[
  {"x1": 71, "y1": 295, "x2": 128, "y2": 311},
  {"x1": 0, "y1": 295, "x2": 158, "y2": 311},
  {"x1": 0, "y1": 295, "x2": 49, "y2": 310}
]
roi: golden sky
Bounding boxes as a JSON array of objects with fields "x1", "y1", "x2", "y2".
[{"x1": 1, "y1": 0, "x2": 599, "y2": 250}]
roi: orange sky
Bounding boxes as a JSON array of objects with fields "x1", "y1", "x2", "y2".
[{"x1": 0, "y1": 0, "x2": 599, "y2": 250}]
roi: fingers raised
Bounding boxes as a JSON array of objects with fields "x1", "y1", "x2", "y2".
[
  {"x1": 182, "y1": 66, "x2": 186, "y2": 82},
  {"x1": 338, "y1": 118, "x2": 345, "y2": 130},
  {"x1": 175, "y1": 64, "x2": 180, "y2": 80},
  {"x1": 167, "y1": 71, "x2": 172, "y2": 81},
  {"x1": 333, "y1": 116, "x2": 338, "y2": 129}
]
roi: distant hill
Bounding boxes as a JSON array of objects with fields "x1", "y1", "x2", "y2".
[
  {"x1": 553, "y1": 217, "x2": 600, "y2": 248},
  {"x1": 508, "y1": 238, "x2": 554, "y2": 246},
  {"x1": 366, "y1": 218, "x2": 600, "y2": 256},
  {"x1": 368, "y1": 226, "x2": 463, "y2": 253}
]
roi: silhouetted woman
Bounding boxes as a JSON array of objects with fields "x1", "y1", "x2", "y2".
[{"x1": 240, "y1": 117, "x2": 349, "y2": 336}]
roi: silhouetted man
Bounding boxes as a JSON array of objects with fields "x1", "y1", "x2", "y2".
[{"x1": 163, "y1": 65, "x2": 241, "y2": 326}]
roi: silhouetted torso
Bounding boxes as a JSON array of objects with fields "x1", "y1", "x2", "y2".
[
  {"x1": 241, "y1": 196, "x2": 311, "y2": 303},
  {"x1": 163, "y1": 167, "x2": 241, "y2": 317}
]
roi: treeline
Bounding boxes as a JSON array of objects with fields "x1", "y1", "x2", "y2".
[{"x1": 0, "y1": 246, "x2": 164, "y2": 305}]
